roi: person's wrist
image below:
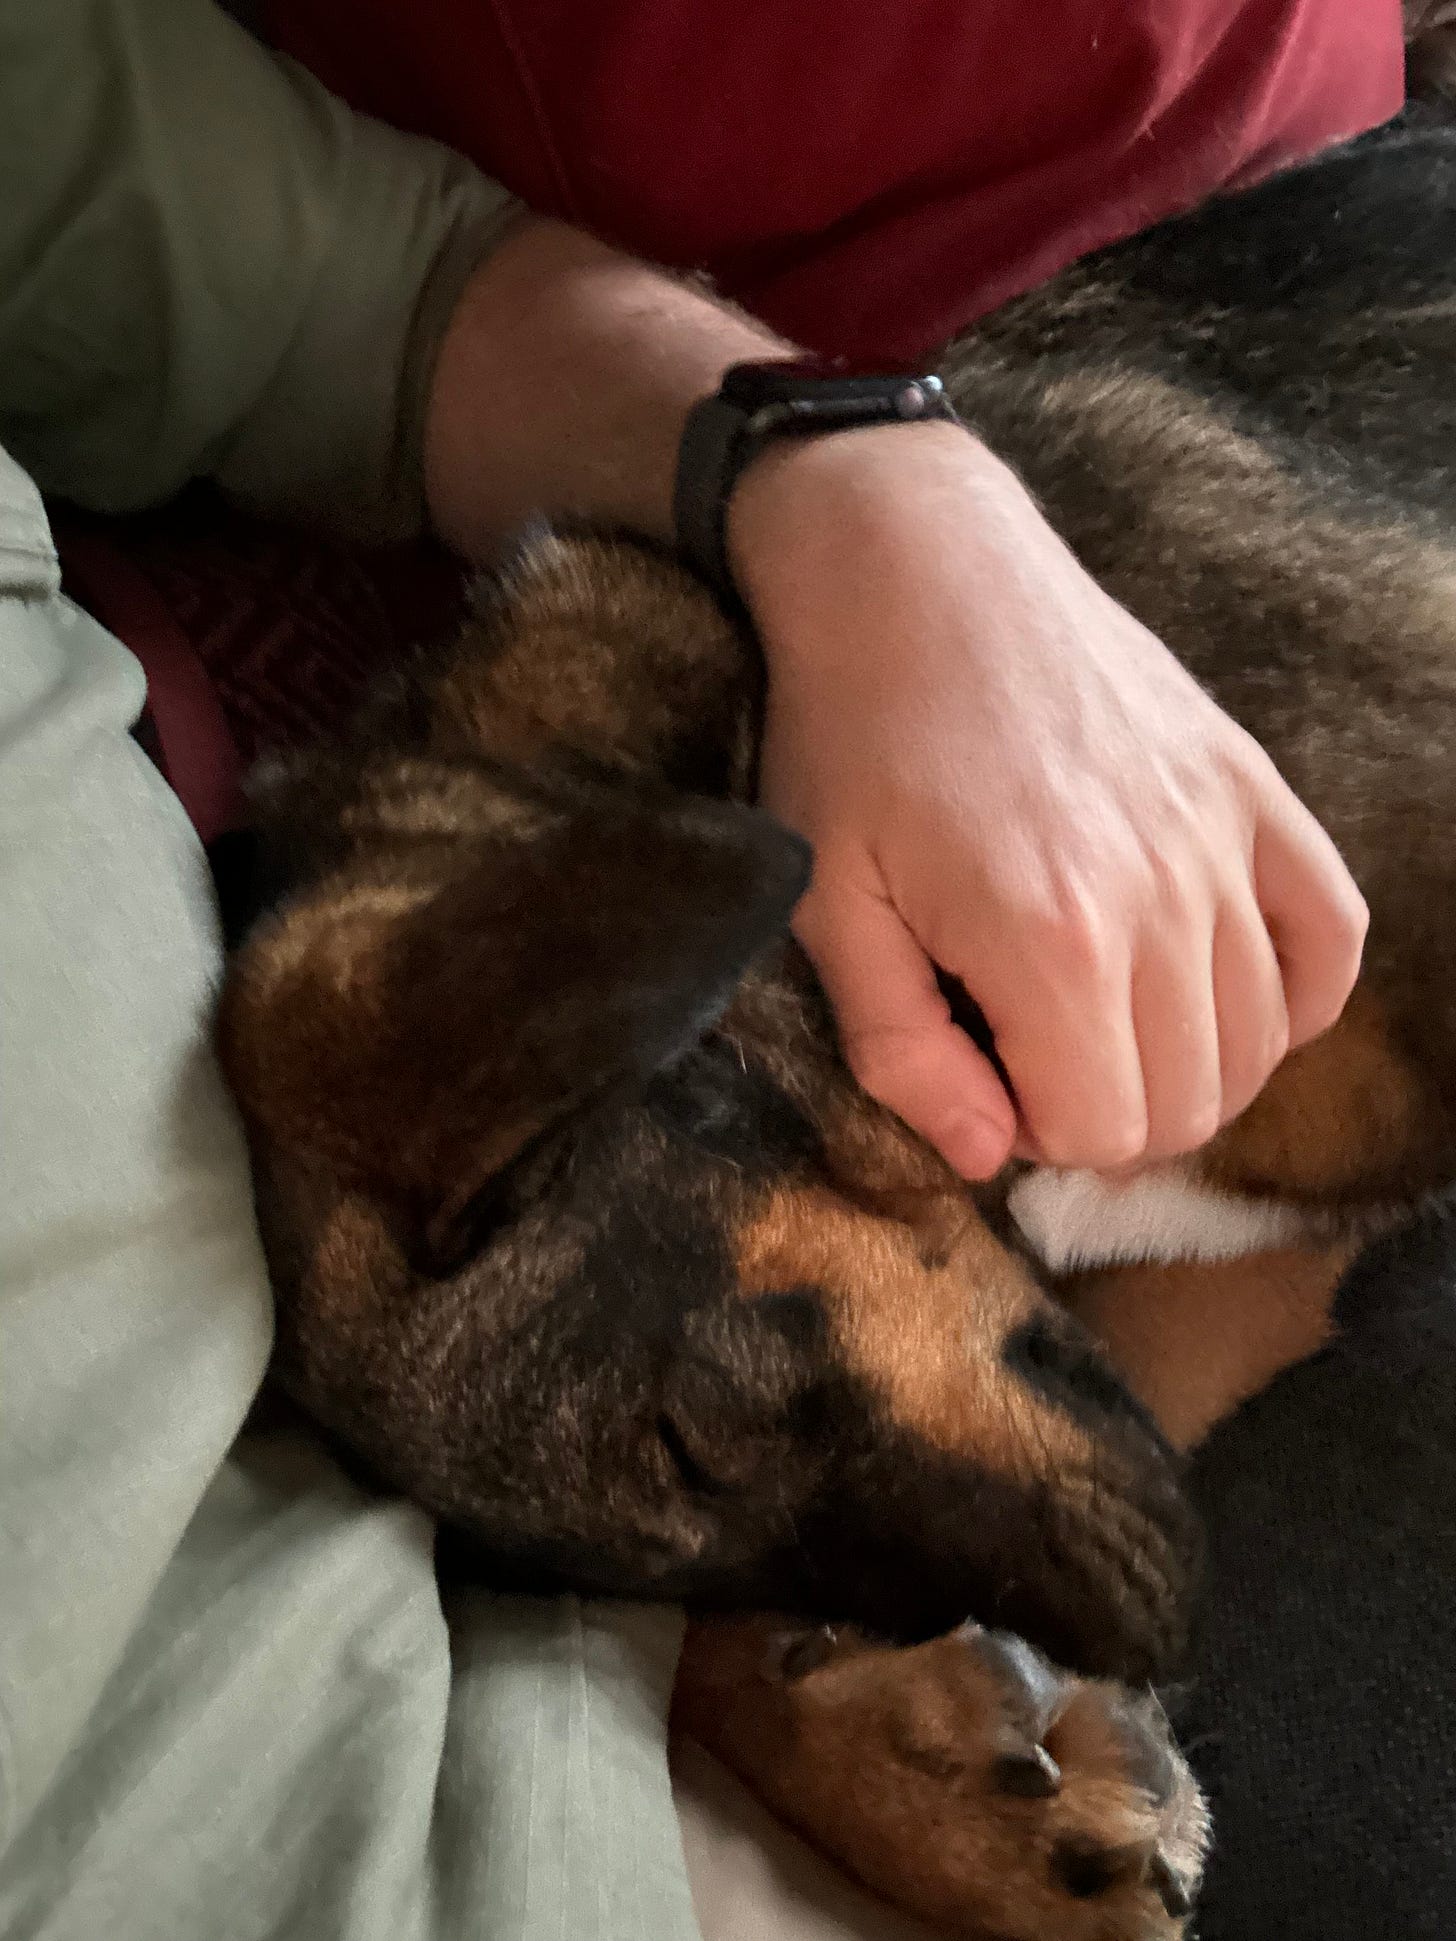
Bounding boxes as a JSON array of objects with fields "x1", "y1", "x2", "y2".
[
  {"x1": 724, "y1": 418, "x2": 1007, "y2": 643},
  {"x1": 423, "y1": 215, "x2": 795, "y2": 556}
]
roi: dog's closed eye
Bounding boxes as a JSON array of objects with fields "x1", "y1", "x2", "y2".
[{"x1": 657, "y1": 1290, "x2": 834, "y2": 1497}]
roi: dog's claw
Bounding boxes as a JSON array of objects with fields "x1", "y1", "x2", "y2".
[
  {"x1": 1112, "y1": 1692, "x2": 1180, "y2": 1807},
  {"x1": 993, "y1": 1743, "x2": 1063, "y2": 1797},
  {"x1": 1151, "y1": 1854, "x2": 1193, "y2": 1918},
  {"x1": 1052, "y1": 1834, "x2": 1153, "y2": 1900},
  {"x1": 765, "y1": 1624, "x2": 838, "y2": 1683},
  {"x1": 961, "y1": 1623, "x2": 1068, "y2": 1738}
]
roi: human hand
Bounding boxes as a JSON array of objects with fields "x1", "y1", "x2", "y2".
[{"x1": 728, "y1": 422, "x2": 1369, "y2": 1179}]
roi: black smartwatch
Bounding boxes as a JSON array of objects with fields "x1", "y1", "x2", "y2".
[{"x1": 673, "y1": 358, "x2": 961, "y2": 606}]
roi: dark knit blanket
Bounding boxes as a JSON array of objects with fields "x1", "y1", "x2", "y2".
[{"x1": 1185, "y1": 1208, "x2": 1456, "y2": 1939}]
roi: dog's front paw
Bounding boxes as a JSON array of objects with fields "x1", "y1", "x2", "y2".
[{"x1": 675, "y1": 1616, "x2": 1208, "y2": 1940}]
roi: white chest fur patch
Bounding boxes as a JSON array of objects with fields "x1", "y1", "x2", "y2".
[{"x1": 1006, "y1": 1164, "x2": 1320, "y2": 1275}]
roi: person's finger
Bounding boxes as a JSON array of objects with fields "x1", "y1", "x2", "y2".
[
  {"x1": 988, "y1": 925, "x2": 1149, "y2": 1172},
  {"x1": 1128, "y1": 917, "x2": 1225, "y2": 1161},
  {"x1": 1210, "y1": 892, "x2": 1290, "y2": 1126},
  {"x1": 797, "y1": 884, "x2": 1017, "y2": 1178},
  {"x1": 1254, "y1": 814, "x2": 1368, "y2": 1046}
]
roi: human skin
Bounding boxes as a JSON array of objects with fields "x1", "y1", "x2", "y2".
[{"x1": 423, "y1": 216, "x2": 1368, "y2": 1178}]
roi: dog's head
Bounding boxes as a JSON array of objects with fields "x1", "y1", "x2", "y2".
[{"x1": 220, "y1": 532, "x2": 1198, "y2": 1685}]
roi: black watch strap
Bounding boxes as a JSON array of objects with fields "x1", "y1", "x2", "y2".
[{"x1": 673, "y1": 365, "x2": 959, "y2": 607}]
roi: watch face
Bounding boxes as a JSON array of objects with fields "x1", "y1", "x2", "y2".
[{"x1": 722, "y1": 358, "x2": 947, "y2": 412}]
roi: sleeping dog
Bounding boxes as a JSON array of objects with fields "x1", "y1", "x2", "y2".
[{"x1": 217, "y1": 117, "x2": 1456, "y2": 1938}]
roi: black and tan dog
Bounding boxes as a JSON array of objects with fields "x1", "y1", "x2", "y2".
[{"x1": 218, "y1": 115, "x2": 1456, "y2": 1939}]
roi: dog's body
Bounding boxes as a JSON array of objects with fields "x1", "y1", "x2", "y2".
[{"x1": 218, "y1": 118, "x2": 1456, "y2": 1938}]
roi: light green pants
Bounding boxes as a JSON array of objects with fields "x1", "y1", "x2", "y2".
[{"x1": 0, "y1": 447, "x2": 702, "y2": 1941}]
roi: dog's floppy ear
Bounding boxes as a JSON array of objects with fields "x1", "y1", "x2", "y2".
[{"x1": 218, "y1": 775, "x2": 810, "y2": 1229}]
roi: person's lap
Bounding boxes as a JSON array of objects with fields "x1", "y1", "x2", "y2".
[{"x1": 0, "y1": 446, "x2": 705, "y2": 1941}]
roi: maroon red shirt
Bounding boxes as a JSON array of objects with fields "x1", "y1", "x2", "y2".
[{"x1": 273, "y1": 0, "x2": 1405, "y2": 360}]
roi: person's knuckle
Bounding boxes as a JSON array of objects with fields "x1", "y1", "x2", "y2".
[
  {"x1": 1140, "y1": 838, "x2": 1190, "y2": 908},
  {"x1": 1035, "y1": 883, "x2": 1114, "y2": 978}
]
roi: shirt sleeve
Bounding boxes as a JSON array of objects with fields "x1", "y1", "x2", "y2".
[{"x1": 0, "y1": 0, "x2": 521, "y2": 541}]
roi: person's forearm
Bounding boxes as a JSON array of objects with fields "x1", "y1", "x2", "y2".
[{"x1": 423, "y1": 216, "x2": 796, "y2": 555}]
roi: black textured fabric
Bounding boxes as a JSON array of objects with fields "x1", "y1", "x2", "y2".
[{"x1": 1183, "y1": 1209, "x2": 1456, "y2": 1939}]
